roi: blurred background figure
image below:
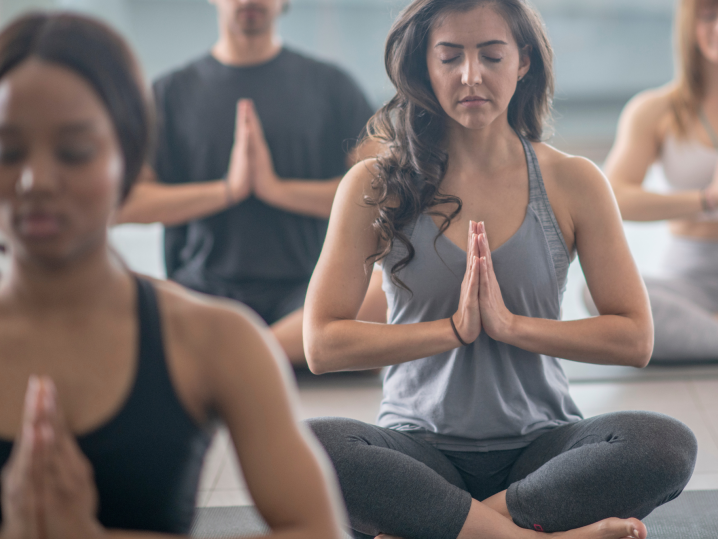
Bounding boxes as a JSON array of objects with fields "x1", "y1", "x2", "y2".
[
  {"x1": 112, "y1": 0, "x2": 383, "y2": 368},
  {"x1": 0, "y1": 0, "x2": 680, "y2": 328},
  {"x1": 584, "y1": 0, "x2": 718, "y2": 363},
  {"x1": 0, "y1": 12, "x2": 345, "y2": 537}
]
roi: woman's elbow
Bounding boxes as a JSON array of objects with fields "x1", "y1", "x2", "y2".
[
  {"x1": 626, "y1": 322, "x2": 654, "y2": 368},
  {"x1": 304, "y1": 325, "x2": 334, "y2": 375}
]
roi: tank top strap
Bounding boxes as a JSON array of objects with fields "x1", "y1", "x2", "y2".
[
  {"x1": 135, "y1": 276, "x2": 167, "y2": 381},
  {"x1": 518, "y1": 134, "x2": 572, "y2": 293},
  {"x1": 131, "y1": 276, "x2": 198, "y2": 426},
  {"x1": 518, "y1": 134, "x2": 545, "y2": 205}
]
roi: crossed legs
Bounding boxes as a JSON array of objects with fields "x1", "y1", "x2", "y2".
[{"x1": 309, "y1": 412, "x2": 696, "y2": 539}]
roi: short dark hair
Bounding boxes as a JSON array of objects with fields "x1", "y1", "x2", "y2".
[{"x1": 0, "y1": 12, "x2": 152, "y2": 202}]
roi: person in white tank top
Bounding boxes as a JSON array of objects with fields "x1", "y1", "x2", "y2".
[{"x1": 586, "y1": 0, "x2": 718, "y2": 362}]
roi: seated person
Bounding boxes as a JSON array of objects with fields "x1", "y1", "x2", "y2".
[
  {"x1": 0, "y1": 12, "x2": 345, "y2": 538},
  {"x1": 585, "y1": 0, "x2": 718, "y2": 362},
  {"x1": 114, "y1": 0, "x2": 386, "y2": 367},
  {"x1": 303, "y1": 0, "x2": 698, "y2": 538}
]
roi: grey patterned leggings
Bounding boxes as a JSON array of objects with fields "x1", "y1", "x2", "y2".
[{"x1": 309, "y1": 412, "x2": 696, "y2": 539}]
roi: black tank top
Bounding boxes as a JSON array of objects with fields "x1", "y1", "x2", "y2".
[{"x1": 0, "y1": 277, "x2": 214, "y2": 533}]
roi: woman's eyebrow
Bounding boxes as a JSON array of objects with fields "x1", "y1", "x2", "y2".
[
  {"x1": 434, "y1": 40, "x2": 508, "y2": 49},
  {"x1": 58, "y1": 121, "x2": 98, "y2": 136}
]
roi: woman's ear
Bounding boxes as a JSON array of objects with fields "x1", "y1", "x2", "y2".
[{"x1": 518, "y1": 45, "x2": 532, "y2": 80}]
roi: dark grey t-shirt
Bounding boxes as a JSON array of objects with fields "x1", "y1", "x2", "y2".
[{"x1": 153, "y1": 48, "x2": 374, "y2": 288}]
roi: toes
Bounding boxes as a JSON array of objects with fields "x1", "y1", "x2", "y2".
[{"x1": 597, "y1": 517, "x2": 645, "y2": 539}]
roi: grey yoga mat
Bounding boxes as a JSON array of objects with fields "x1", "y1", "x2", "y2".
[{"x1": 190, "y1": 489, "x2": 718, "y2": 538}]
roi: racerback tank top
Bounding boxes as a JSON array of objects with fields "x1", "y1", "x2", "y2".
[
  {"x1": 0, "y1": 277, "x2": 214, "y2": 533},
  {"x1": 379, "y1": 135, "x2": 582, "y2": 452}
]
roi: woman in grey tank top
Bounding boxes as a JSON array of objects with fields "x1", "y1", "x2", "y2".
[{"x1": 305, "y1": 1, "x2": 697, "y2": 538}]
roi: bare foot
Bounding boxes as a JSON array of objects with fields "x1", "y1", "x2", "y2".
[
  {"x1": 550, "y1": 517, "x2": 647, "y2": 539},
  {"x1": 376, "y1": 517, "x2": 645, "y2": 539}
]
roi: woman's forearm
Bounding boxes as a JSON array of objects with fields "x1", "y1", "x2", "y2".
[
  {"x1": 498, "y1": 314, "x2": 652, "y2": 368},
  {"x1": 614, "y1": 185, "x2": 703, "y2": 222},
  {"x1": 306, "y1": 318, "x2": 461, "y2": 374}
]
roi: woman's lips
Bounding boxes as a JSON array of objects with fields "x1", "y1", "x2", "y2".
[
  {"x1": 459, "y1": 96, "x2": 490, "y2": 108},
  {"x1": 17, "y1": 213, "x2": 61, "y2": 238}
]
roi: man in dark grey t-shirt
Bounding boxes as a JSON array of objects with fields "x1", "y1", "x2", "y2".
[{"x1": 116, "y1": 0, "x2": 386, "y2": 366}]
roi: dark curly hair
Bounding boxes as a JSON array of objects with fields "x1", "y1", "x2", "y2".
[
  {"x1": 0, "y1": 12, "x2": 152, "y2": 203},
  {"x1": 366, "y1": 0, "x2": 554, "y2": 289}
]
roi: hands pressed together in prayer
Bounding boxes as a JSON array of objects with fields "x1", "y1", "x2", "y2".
[
  {"x1": 1, "y1": 376, "x2": 103, "y2": 539},
  {"x1": 225, "y1": 98, "x2": 284, "y2": 206},
  {"x1": 452, "y1": 221, "x2": 515, "y2": 347}
]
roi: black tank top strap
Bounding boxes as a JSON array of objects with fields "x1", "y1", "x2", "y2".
[{"x1": 132, "y1": 276, "x2": 181, "y2": 410}]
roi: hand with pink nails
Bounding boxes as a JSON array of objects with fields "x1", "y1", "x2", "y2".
[
  {"x1": 451, "y1": 220, "x2": 482, "y2": 346},
  {"x1": 475, "y1": 221, "x2": 516, "y2": 343},
  {"x1": 1, "y1": 376, "x2": 103, "y2": 539}
]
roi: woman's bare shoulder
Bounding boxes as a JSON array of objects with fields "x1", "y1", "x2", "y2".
[
  {"x1": 146, "y1": 276, "x2": 268, "y2": 358},
  {"x1": 532, "y1": 143, "x2": 610, "y2": 200},
  {"x1": 620, "y1": 84, "x2": 676, "y2": 137},
  {"x1": 340, "y1": 157, "x2": 382, "y2": 197}
]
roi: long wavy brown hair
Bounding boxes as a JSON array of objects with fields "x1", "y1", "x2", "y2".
[
  {"x1": 671, "y1": 0, "x2": 718, "y2": 136},
  {"x1": 365, "y1": 0, "x2": 554, "y2": 289}
]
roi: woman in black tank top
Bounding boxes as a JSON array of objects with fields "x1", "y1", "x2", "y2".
[{"x1": 0, "y1": 13, "x2": 343, "y2": 539}]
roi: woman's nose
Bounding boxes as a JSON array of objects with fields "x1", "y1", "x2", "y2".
[
  {"x1": 15, "y1": 157, "x2": 58, "y2": 197},
  {"x1": 461, "y1": 58, "x2": 483, "y2": 87}
]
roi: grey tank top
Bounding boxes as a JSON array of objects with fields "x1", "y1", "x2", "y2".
[{"x1": 378, "y1": 135, "x2": 583, "y2": 452}]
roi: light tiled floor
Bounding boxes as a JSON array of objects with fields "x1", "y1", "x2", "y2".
[{"x1": 196, "y1": 369, "x2": 718, "y2": 508}]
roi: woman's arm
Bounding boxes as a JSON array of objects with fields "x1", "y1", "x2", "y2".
[
  {"x1": 190, "y1": 302, "x2": 346, "y2": 539},
  {"x1": 605, "y1": 88, "x2": 715, "y2": 221},
  {"x1": 303, "y1": 161, "x2": 481, "y2": 374},
  {"x1": 477, "y1": 156, "x2": 653, "y2": 368}
]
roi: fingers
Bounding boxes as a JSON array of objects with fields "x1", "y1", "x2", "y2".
[
  {"x1": 11, "y1": 375, "x2": 42, "y2": 486},
  {"x1": 246, "y1": 99, "x2": 267, "y2": 141},
  {"x1": 476, "y1": 222, "x2": 496, "y2": 276},
  {"x1": 479, "y1": 256, "x2": 489, "y2": 298},
  {"x1": 467, "y1": 220, "x2": 480, "y2": 261},
  {"x1": 469, "y1": 255, "x2": 480, "y2": 301},
  {"x1": 235, "y1": 99, "x2": 250, "y2": 136}
]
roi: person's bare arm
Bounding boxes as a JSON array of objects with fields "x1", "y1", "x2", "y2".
[
  {"x1": 476, "y1": 156, "x2": 653, "y2": 368},
  {"x1": 195, "y1": 304, "x2": 345, "y2": 539},
  {"x1": 303, "y1": 160, "x2": 480, "y2": 374},
  {"x1": 114, "y1": 101, "x2": 253, "y2": 226},
  {"x1": 114, "y1": 167, "x2": 231, "y2": 226},
  {"x1": 606, "y1": 88, "x2": 718, "y2": 221},
  {"x1": 116, "y1": 102, "x2": 379, "y2": 225}
]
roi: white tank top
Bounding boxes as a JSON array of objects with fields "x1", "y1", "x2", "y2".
[
  {"x1": 660, "y1": 134, "x2": 716, "y2": 192},
  {"x1": 660, "y1": 116, "x2": 718, "y2": 221}
]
